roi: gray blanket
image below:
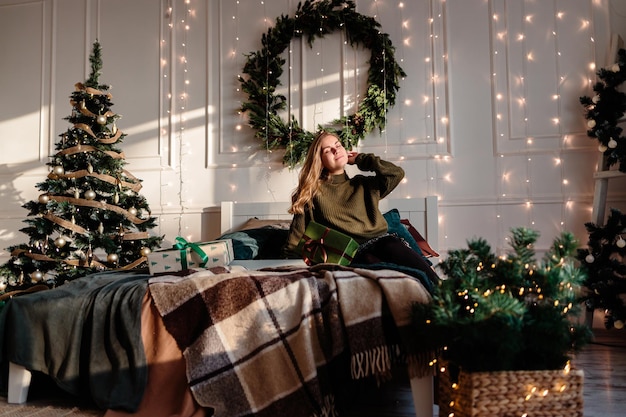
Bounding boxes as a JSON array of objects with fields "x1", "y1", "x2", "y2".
[{"x1": 0, "y1": 270, "x2": 149, "y2": 411}]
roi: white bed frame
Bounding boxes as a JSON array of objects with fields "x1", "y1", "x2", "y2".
[{"x1": 9, "y1": 196, "x2": 439, "y2": 416}]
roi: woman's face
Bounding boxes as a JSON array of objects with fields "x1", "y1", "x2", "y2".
[{"x1": 319, "y1": 134, "x2": 347, "y2": 175}]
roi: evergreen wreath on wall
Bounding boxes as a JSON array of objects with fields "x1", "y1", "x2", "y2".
[
  {"x1": 239, "y1": 0, "x2": 406, "y2": 168},
  {"x1": 580, "y1": 48, "x2": 626, "y2": 172}
]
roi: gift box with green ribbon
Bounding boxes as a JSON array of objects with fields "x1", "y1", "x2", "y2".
[
  {"x1": 148, "y1": 237, "x2": 234, "y2": 274},
  {"x1": 296, "y1": 221, "x2": 359, "y2": 266}
]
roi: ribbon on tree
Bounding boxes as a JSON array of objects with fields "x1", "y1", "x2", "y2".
[
  {"x1": 72, "y1": 123, "x2": 123, "y2": 144},
  {"x1": 173, "y1": 237, "x2": 209, "y2": 268},
  {"x1": 97, "y1": 128, "x2": 123, "y2": 144},
  {"x1": 43, "y1": 213, "x2": 89, "y2": 235},
  {"x1": 10, "y1": 248, "x2": 107, "y2": 269},
  {"x1": 47, "y1": 170, "x2": 142, "y2": 192},
  {"x1": 55, "y1": 144, "x2": 125, "y2": 159},
  {"x1": 121, "y1": 231, "x2": 150, "y2": 240},
  {"x1": 74, "y1": 82, "x2": 113, "y2": 99},
  {"x1": 48, "y1": 196, "x2": 148, "y2": 224}
]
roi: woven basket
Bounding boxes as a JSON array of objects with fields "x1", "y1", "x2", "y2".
[{"x1": 438, "y1": 366, "x2": 584, "y2": 417}]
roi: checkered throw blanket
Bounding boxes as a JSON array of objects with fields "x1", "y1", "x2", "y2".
[{"x1": 148, "y1": 265, "x2": 431, "y2": 417}]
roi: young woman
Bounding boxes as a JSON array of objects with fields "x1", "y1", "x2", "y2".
[{"x1": 283, "y1": 130, "x2": 439, "y2": 285}]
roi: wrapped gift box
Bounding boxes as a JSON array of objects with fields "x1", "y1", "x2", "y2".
[
  {"x1": 296, "y1": 221, "x2": 359, "y2": 266},
  {"x1": 148, "y1": 238, "x2": 234, "y2": 274}
]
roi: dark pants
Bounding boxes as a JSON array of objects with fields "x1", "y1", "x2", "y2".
[{"x1": 352, "y1": 235, "x2": 440, "y2": 285}]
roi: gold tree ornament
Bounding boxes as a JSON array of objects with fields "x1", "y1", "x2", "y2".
[{"x1": 30, "y1": 271, "x2": 43, "y2": 282}]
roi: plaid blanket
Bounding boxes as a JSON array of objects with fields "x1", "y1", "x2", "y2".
[{"x1": 148, "y1": 265, "x2": 431, "y2": 417}]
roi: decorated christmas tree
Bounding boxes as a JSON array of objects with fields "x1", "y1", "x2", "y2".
[
  {"x1": 412, "y1": 228, "x2": 592, "y2": 373},
  {"x1": 0, "y1": 41, "x2": 163, "y2": 295},
  {"x1": 580, "y1": 48, "x2": 626, "y2": 172},
  {"x1": 577, "y1": 209, "x2": 626, "y2": 329}
]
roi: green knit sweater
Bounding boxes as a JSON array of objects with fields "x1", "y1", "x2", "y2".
[{"x1": 284, "y1": 153, "x2": 404, "y2": 256}]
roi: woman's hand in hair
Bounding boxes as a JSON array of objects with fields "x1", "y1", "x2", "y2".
[{"x1": 347, "y1": 151, "x2": 359, "y2": 165}]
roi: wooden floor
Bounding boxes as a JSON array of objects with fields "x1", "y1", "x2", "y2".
[
  {"x1": 342, "y1": 326, "x2": 626, "y2": 417},
  {"x1": 1, "y1": 326, "x2": 625, "y2": 417}
]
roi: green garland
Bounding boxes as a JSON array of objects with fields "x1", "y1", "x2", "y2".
[
  {"x1": 239, "y1": 0, "x2": 406, "y2": 168},
  {"x1": 580, "y1": 48, "x2": 626, "y2": 172}
]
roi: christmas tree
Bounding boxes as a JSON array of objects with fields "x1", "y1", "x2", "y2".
[
  {"x1": 577, "y1": 208, "x2": 626, "y2": 329},
  {"x1": 580, "y1": 48, "x2": 626, "y2": 172},
  {"x1": 412, "y1": 228, "x2": 592, "y2": 373},
  {"x1": 0, "y1": 41, "x2": 163, "y2": 295}
]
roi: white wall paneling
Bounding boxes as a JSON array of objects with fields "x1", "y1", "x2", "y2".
[
  {"x1": 490, "y1": 0, "x2": 609, "y2": 155},
  {"x1": 1, "y1": 0, "x2": 626, "y2": 262}
]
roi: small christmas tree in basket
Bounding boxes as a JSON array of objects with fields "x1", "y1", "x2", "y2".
[{"x1": 412, "y1": 228, "x2": 592, "y2": 417}]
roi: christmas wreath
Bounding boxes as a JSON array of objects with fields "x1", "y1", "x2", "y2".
[
  {"x1": 239, "y1": 0, "x2": 406, "y2": 168},
  {"x1": 580, "y1": 48, "x2": 626, "y2": 172}
]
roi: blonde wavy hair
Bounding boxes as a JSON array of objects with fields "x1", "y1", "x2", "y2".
[{"x1": 288, "y1": 130, "x2": 337, "y2": 215}]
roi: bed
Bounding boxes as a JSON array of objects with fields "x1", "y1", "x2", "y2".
[{"x1": 2, "y1": 196, "x2": 439, "y2": 417}]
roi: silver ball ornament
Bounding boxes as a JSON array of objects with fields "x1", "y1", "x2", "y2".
[
  {"x1": 31, "y1": 270, "x2": 44, "y2": 282},
  {"x1": 617, "y1": 237, "x2": 626, "y2": 249},
  {"x1": 84, "y1": 190, "x2": 96, "y2": 200},
  {"x1": 585, "y1": 254, "x2": 595, "y2": 263},
  {"x1": 128, "y1": 207, "x2": 138, "y2": 216},
  {"x1": 52, "y1": 165, "x2": 65, "y2": 176},
  {"x1": 96, "y1": 114, "x2": 107, "y2": 125},
  {"x1": 608, "y1": 138, "x2": 618, "y2": 149}
]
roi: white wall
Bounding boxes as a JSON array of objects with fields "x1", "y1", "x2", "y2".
[{"x1": 1, "y1": 0, "x2": 625, "y2": 263}]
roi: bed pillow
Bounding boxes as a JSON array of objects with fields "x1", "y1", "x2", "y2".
[
  {"x1": 236, "y1": 218, "x2": 291, "y2": 231},
  {"x1": 219, "y1": 219, "x2": 290, "y2": 259},
  {"x1": 400, "y1": 218, "x2": 440, "y2": 258},
  {"x1": 383, "y1": 209, "x2": 423, "y2": 255}
]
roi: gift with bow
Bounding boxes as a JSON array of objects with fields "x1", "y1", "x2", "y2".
[
  {"x1": 148, "y1": 237, "x2": 234, "y2": 274},
  {"x1": 296, "y1": 221, "x2": 359, "y2": 266}
]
